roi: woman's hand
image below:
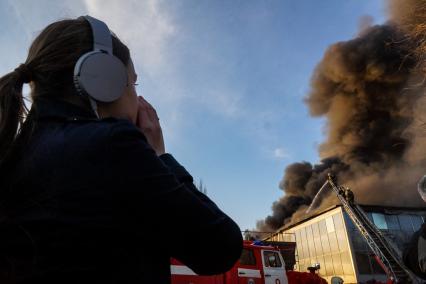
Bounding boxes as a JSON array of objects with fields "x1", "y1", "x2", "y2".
[{"x1": 136, "y1": 96, "x2": 165, "y2": 156}]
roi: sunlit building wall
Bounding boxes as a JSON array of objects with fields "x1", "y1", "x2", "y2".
[{"x1": 266, "y1": 205, "x2": 426, "y2": 284}]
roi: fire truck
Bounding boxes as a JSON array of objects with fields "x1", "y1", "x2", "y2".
[
  {"x1": 171, "y1": 240, "x2": 327, "y2": 284},
  {"x1": 171, "y1": 173, "x2": 426, "y2": 283}
]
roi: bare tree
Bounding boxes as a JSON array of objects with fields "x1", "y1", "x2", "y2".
[{"x1": 196, "y1": 179, "x2": 208, "y2": 195}]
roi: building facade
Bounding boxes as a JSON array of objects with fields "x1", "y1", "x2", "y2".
[{"x1": 266, "y1": 205, "x2": 426, "y2": 284}]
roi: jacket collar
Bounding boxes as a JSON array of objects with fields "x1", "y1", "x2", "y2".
[{"x1": 32, "y1": 97, "x2": 98, "y2": 121}]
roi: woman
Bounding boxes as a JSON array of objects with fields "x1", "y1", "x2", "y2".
[{"x1": 0, "y1": 16, "x2": 242, "y2": 283}]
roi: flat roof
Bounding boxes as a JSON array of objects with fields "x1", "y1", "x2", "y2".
[{"x1": 275, "y1": 204, "x2": 426, "y2": 233}]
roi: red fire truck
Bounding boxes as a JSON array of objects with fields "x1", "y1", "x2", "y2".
[{"x1": 171, "y1": 240, "x2": 327, "y2": 284}]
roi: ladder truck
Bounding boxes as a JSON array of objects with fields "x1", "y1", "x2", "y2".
[{"x1": 321, "y1": 173, "x2": 423, "y2": 284}]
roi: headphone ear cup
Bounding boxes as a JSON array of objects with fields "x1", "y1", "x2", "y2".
[{"x1": 74, "y1": 51, "x2": 128, "y2": 103}]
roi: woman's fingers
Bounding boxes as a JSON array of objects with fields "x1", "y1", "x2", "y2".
[
  {"x1": 140, "y1": 97, "x2": 159, "y2": 120},
  {"x1": 139, "y1": 96, "x2": 160, "y2": 129},
  {"x1": 136, "y1": 96, "x2": 165, "y2": 156},
  {"x1": 137, "y1": 98, "x2": 151, "y2": 126}
]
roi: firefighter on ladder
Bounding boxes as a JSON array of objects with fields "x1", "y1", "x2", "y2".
[
  {"x1": 338, "y1": 186, "x2": 354, "y2": 203},
  {"x1": 344, "y1": 187, "x2": 354, "y2": 203}
]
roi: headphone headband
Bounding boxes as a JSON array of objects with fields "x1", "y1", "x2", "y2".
[{"x1": 79, "y1": 15, "x2": 113, "y2": 54}]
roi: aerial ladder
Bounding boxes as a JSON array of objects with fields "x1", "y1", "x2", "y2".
[{"x1": 319, "y1": 173, "x2": 423, "y2": 284}]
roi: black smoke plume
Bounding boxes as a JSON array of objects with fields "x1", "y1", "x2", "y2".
[{"x1": 258, "y1": 2, "x2": 426, "y2": 232}]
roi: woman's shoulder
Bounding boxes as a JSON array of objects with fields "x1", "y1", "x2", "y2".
[
  {"x1": 65, "y1": 117, "x2": 146, "y2": 141},
  {"x1": 35, "y1": 117, "x2": 148, "y2": 155},
  {"x1": 102, "y1": 118, "x2": 148, "y2": 144}
]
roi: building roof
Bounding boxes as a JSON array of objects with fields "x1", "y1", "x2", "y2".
[
  {"x1": 276, "y1": 205, "x2": 340, "y2": 233},
  {"x1": 275, "y1": 204, "x2": 426, "y2": 233}
]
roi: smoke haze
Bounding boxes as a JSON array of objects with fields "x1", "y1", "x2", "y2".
[{"x1": 258, "y1": 0, "x2": 426, "y2": 232}]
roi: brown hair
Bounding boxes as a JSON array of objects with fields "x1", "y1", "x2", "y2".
[{"x1": 0, "y1": 18, "x2": 130, "y2": 164}]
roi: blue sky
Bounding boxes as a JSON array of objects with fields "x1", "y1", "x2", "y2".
[{"x1": 1, "y1": 0, "x2": 387, "y2": 231}]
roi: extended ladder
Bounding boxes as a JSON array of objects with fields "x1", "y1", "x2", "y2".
[{"x1": 321, "y1": 173, "x2": 422, "y2": 284}]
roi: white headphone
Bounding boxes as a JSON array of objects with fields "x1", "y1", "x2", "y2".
[{"x1": 73, "y1": 15, "x2": 128, "y2": 116}]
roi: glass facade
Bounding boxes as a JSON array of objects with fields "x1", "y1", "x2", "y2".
[
  {"x1": 345, "y1": 210, "x2": 426, "y2": 282},
  {"x1": 345, "y1": 213, "x2": 387, "y2": 281},
  {"x1": 269, "y1": 207, "x2": 355, "y2": 282},
  {"x1": 267, "y1": 206, "x2": 426, "y2": 284},
  {"x1": 295, "y1": 212, "x2": 353, "y2": 280}
]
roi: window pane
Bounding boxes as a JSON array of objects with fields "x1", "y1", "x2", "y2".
[
  {"x1": 372, "y1": 213, "x2": 388, "y2": 230},
  {"x1": 296, "y1": 230, "x2": 302, "y2": 259},
  {"x1": 274, "y1": 252, "x2": 282, "y2": 267},
  {"x1": 341, "y1": 251, "x2": 354, "y2": 275},
  {"x1": 324, "y1": 254, "x2": 334, "y2": 276},
  {"x1": 321, "y1": 231, "x2": 331, "y2": 254},
  {"x1": 333, "y1": 213, "x2": 344, "y2": 231},
  {"x1": 300, "y1": 227, "x2": 307, "y2": 243},
  {"x1": 298, "y1": 243, "x2": 304, "y2": 260},
  {"x1": 355, "y1": 252, "x2": 371, "y2": 274},
  {"x1": 312, "y1": 222, "x2": 323, "y2": 255},
  {"x1": 366, "y1": 212, "x2": 374, "y2": 222},
  {"x1": 329, "y1": 232, "x2": 339, "y2": 253},
  {"x1": 295, "y1": 230, "x2": 302, "y2": 259},
  {"x1": 319, "y1": 220, "x2": 328, "y2": 235},
  {"x1": 398, "y1": 215, "x2": 414, "y2": 232},
  {"x1": 385, "y1": 214, "x2": 400, "y2": 230},
  {"x1": 239, "y1": 248, "x2": 256, "y2": 266},
  {"x1": 391, "y1": 230, "x2": 407, "y2": 248},
  {"x1": 350, "y1": 230, "x2": 367, "y2": 251},
  {"x1": 336, "y1": 227, "x2": 348, "y2": 251},
  {"x1": 302, "y1": 242, "x2": 309, "y2": 260},
  {"x1": 326, "y1": 216, "x2": 335, "y2": 233},
  {"x1": 411, "y1": 215, "x2": 423, "y2": 231},
  {"x1": 314, "y1": 234, "x2": 323, "y2": 256},
  {"x1": 300, "y1": 227, "x2": 308, "y2": 259},
  {"x1": 263, "y1": 251, "x2": 282, "y2": 268},
  {"x1": 306, "y1": 225, "x2": 313, "y2": 240},
  {"x1": 332, "y1": 253, "x2": 344, "y2": 275},
  {"x1": 312, "y1": 222, "x2": 320, "y2": 236},
  {"x1": 306, "y1": 226, "x2": 316, "y2": 259}
]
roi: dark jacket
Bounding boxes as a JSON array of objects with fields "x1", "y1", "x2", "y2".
[{"x1": 0, "y1": 98, "x2": 243, "y2": 283}]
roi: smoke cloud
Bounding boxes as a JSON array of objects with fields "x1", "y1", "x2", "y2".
[{"x1": 258, "y1": 0, "x2": 426, "y2": 232}]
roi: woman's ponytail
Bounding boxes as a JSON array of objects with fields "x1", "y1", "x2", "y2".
[
  {"x1": 0, "y1": 18, "x2": 130, "y2": 165},
  {"x1": 0, "y1": 67, "x2": 28, "y2": 164}
]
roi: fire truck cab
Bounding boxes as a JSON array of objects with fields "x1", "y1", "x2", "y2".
[{"x1": 171, "y1": 240, "x2": 288, "y2": 284}]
